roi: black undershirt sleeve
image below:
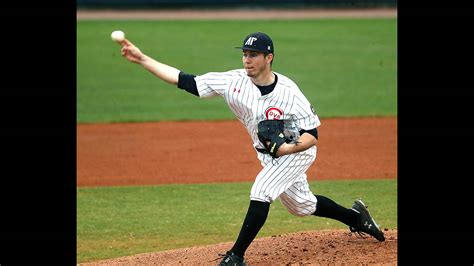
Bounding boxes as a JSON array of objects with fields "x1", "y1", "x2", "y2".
[
  {"x1": 177, "y1": 71, "x2": 199, "y2": 97},
  {"x1": 299, "y1": 128, "x2": 318, "y2": 140}
]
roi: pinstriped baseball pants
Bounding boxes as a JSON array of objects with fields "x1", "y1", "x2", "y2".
[{"x1": 250, "y1": 146, "x2": 318, "y2": 217}]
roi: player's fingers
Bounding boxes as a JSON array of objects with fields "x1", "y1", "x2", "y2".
[
  {"x1": 121, "y1": 38, "x2": 131, "y2": 46},
  {"x1": 121, "y1": 47, "x2": 128, "y2": 56}
]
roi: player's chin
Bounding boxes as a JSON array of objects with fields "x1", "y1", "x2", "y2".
[{"x1": 245, "y1": 69, "x2": 255, "y2": 77}]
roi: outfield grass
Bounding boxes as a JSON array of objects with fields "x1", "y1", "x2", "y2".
[
  {"x1": 77, "y1": 19, "x2": 397, "y2": 123},
  {"x1": 77, "y1": 179, "x2": 397, "y2": 263}
]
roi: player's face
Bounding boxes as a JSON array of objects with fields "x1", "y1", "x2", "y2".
[{"x1": 242, "y1": 50, "x2": 271, "y2": 78}]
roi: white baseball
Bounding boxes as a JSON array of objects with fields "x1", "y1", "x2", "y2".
[{"x1": 111, "y1": 30, "x2": 125, "y2": 43}]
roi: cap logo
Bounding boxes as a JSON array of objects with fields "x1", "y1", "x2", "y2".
[{"x1": 245, "y1": 37, "x2": 258, "y2": 46}]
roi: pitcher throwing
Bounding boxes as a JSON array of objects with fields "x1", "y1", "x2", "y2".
[{"x1": 118, "y1": 32, "x2": 385, "y2": 266}]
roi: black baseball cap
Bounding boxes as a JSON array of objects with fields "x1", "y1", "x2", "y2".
[{"x1": 235, "y1": 32, "x2": 274, "y2": 54}]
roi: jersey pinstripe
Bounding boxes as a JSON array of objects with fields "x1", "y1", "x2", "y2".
[{"x1": 194, "y1": 69, "x2": 321, "y2": 216}]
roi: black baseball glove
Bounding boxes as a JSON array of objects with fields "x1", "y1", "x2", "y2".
[{"x1": 257, "y1": 120, "x2": 287, "y2": 158}]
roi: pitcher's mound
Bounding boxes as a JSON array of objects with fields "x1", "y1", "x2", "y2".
[{"x1": 82, "y1": 229, "x2": 397, "y2": 265}]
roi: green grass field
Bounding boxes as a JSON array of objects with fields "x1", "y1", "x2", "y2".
[
  {"x1": 77, "y1": 19, "x2": 397, "y2": 123},
  {"x1": 77, "y1": 179, "x2": 396, "y2": 263}
]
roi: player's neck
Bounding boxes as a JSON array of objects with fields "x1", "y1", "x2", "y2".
[{"x1": 250, "y1": 70, "x2": 275, "y2": 87}]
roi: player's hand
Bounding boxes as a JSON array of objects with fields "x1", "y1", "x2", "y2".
[
  {"x1": 266, "y1": 141, "x2": 290, "y2": 157},
  {"x1": 120, "y1": 39, "x2": 145, "y2": 64},
  {"x1": 275, "y1": 143, "x2": 291, "y2": 157}
]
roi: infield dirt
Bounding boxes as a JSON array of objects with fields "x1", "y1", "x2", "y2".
[{"x1": 77, "y1": 117, "x2": 397, "y2": 187}]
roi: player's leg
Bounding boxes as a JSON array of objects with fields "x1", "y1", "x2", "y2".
[
  {"x1": 223, "y1": 150, "x2": 315, "y2": 262},
  {"x1": 313, "y1": 194, "x2": 385, "y2": 241},
  {"x1": 279, "y1": 177, "x2": 385, "y2": 241},
  {"x1": 278, "y1": 174, "x2": 317, "y2": 217},
  {"x1": 278, "y1": 175, "x2": 359, "y2": 225},
  {"x1": 312, "y1": 194, "x2": 359, "y2": 226},
  {"x1": 224, "y1": 199, "x2": 269, "y2": 262}
]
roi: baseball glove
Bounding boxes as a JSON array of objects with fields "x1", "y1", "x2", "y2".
[{"x1": 257, "y1": 120, "x2": 287, "y2": 158}]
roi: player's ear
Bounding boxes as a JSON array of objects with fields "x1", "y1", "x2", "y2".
[
  {"x1": 265, "y1": 53, "x2": 274, "y2": 66},
  {"x1": 265, "y1": 53, "x2": 273, "y2": 63}
]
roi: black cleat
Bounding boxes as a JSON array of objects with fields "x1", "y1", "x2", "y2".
[
  {"x1": 218, "y1": 251, "x2": 247, "y2": 266},
  {"x1": 349, "y1": 199, "x2": 385, "y2": 242}
]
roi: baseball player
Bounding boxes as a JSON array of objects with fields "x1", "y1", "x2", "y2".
[{"x1": 119, "y1": 32, "x2": 385, "y2": 265}]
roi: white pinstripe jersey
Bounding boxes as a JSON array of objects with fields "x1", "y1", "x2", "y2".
[{"x1": 194, "y1": 69, "x2": 321, "y2": 152}]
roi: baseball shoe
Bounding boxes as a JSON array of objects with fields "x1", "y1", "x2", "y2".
[
  {"x1": 218, "y1": 251, "x2": 246, "y2": 266},
  {"x1": 349, "y1": 199, "x2": 385, "y2": 242}
]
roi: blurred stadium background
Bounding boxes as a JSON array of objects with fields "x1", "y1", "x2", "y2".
[{"x1": 77, "y1": 0, "x2": 396, "y2": 9}]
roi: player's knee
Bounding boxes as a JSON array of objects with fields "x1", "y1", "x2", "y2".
[
  {"x1": 282, "y1": 198, "x2": 316, "y2": 217},
  {"x1": 288, "y1": 204, "x2": 316, "y2": 217},
  {"x1": 250, "y1": 189, "x2": 275, "y2": 203},
  {"x1": 280, "y1": 193, "x2": 317, "y2": 217},
  {"x1": 288, "y1": 209, "x2": 307, "y2": 217},
  {"x1": 250, "y1": 195, "x2": 274, "y2": 204}
]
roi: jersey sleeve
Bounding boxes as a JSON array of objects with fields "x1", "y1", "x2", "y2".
[
  {"x1": 194, "y1": 71, "x2": 233, "y2": 98},
  {"x1": 292, "y1": 88, "x2": 321, "y2": 130}
]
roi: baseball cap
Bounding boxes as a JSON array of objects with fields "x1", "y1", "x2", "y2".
[{"x1": 236, "y1": 32, "x2": 274, "y2": 54}]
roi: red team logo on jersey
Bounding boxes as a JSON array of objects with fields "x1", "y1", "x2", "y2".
[{"x1": 265, "y1": 107, "x2": 283, "y2": 120}]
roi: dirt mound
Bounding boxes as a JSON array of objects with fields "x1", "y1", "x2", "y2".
[{"x1": 80, "y1": 229, "x2": 397, "y2": 265}]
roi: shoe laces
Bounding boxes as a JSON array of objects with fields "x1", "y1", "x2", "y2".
[
  {"x1": 210, "y1": 252, "x2": 227, "y2": 262},
  {"x1": 350, "y1": 226, "x2": 368, "y2": 239}
]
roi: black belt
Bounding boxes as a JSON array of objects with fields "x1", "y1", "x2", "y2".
[{"x1": 256, "y1": 148, "x2": 268, "y2": 154}]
